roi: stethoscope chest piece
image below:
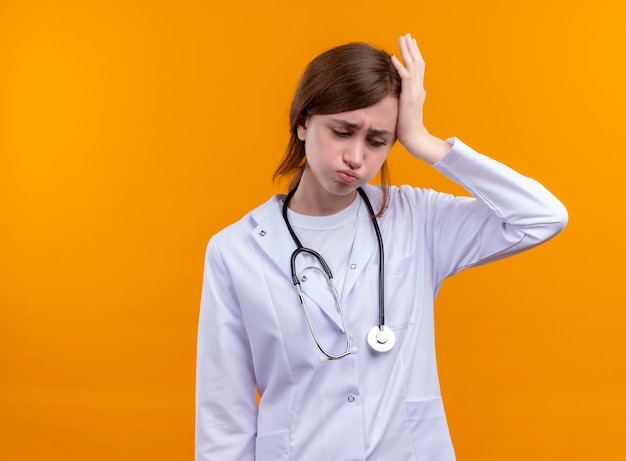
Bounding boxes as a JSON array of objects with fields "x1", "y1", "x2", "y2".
[{"x1": 367, "y1": 325, "x2": 396, "y2": 353}]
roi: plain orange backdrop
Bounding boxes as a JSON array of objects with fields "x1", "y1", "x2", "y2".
[{"x1": 1, "y1": 0, "x2": 625, "y2": 460}]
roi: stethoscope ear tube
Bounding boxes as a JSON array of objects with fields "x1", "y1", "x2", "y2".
[
  {"x1": 296, "y1": 280, "x2": 354, "y2": 361},
  {"x1": 320, "y1": 346, "x2": 358, "y2": 363}
]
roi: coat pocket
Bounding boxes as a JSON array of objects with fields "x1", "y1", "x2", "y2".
[
  {"x1": 255, "y1": 428, "x2": 289, "y2": 460},
  {"x1": 405, "y1": 397, "x2": 456, "y2": 461}
]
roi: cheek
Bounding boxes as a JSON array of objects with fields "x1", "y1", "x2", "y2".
[
  {"x1": 319, "y1": 136, "x2": 339, "y2": 154},
  {"x1": 370, "y1": 149, "x2": 391, "y2": 168},
  {"x1": 362, "y1": 151, "x2": 391, "y2": 180},
  {"x1": 307, "y1": 136, "x2": 339, "y2": 160}
]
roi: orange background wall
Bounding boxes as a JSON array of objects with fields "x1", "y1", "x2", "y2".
[{"x1": 1, "y1": 1, "x2": 625, "y2": 459}]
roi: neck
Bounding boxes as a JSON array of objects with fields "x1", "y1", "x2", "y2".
[
  {"x1": 288, "y1": 185, "x2": 357, "y2": 217},
  {"x1": 287, "y1": 169, "x2": 358, "y2": 216}
]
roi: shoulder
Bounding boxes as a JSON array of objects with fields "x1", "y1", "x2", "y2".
[
  {"x1": 208, "y1": 195, "x2": 283, "y2": 249},
  {"x1": 362, "y1": 184, "x2": 453, "y2": 219}
]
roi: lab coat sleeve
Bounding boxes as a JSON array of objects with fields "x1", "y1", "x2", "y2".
[
  {"x1": 427, "y1": 138, "x2": 568, "y2": 284},
  {"x1": 196, "y1": 238, "x2": 257, "y2": 460}
]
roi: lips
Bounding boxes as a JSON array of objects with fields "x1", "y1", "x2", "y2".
[{"x1": 337, "y1": 170, "x2": 358, "y2": 184}]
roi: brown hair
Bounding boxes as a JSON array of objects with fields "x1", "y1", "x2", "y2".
[{"x1": 273, "y1": 42, "x2": 401, "y2": 215}]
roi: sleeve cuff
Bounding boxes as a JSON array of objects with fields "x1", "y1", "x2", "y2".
[{"x1": 432, "y1": 137, "x2": 473, "y2": 170}]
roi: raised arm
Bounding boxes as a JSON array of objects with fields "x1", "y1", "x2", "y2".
[{"x1": 390, "y1": 34, "x2": 567, "y2": 281}]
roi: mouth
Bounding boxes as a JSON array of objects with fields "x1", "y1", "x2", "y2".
[{"x1": 337, "y1": 170, "x2": 358, "y2": 184}]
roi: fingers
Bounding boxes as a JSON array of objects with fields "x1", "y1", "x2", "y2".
[
  {"x1": 390, "y1": 54, "x2": 409, "y2": 78},
  {"x1": 392, "y1": 33, "x2": 428, "y2": 148},
  {"x1": 393, "y1": 33, "x2": 425, "y2": 94},
  {"x1": 398, "y1": 34, "x2": 410, "y2": 65},
  {"x1": 398, "y1": 33, "x2": 424, "y2": 69},
  {"x1": 392, "y1": 33, "x2": 425, "y2": 83}
]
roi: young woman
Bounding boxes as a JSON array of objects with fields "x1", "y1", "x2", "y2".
[{"x1": 196, "y1": 34, "x2": 567, "y2": 460}]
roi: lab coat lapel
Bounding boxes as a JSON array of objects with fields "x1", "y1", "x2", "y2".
[
  {"x1": 249, "y1": 196, "x2": 346, "y2": 329},
  {"x1": 341, "y1": 194, "x2": 379, "y2": 308},
  {"x1": 250, "y1": 195, "x2": 295, "y2": 278}
]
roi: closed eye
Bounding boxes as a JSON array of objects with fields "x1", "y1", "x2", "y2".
[
  {"x1": 368, "y1": 138, "x2": 386, "y2": 147},
  {"x1": 332, "y1": 129, "x2": 351, "y2": 137}
]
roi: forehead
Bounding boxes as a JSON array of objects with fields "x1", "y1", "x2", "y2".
[{"x1": 318, "y1": 96, "x2": 398, "y2": 132}]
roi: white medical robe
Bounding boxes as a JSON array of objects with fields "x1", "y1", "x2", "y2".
[{"x1": 196, "y1": 138, "x2": 568, "y2": 460}]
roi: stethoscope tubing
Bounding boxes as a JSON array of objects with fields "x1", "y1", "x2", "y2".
[
  {"x1": 356, "y1": 187, "x2": 385, "y2": 330},
  {"x1": 282, "y1": 185, "x2": 388, "y2": 360}
]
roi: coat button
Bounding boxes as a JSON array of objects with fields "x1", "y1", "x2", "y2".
[
  {"x1": 300, "y1": 275, "x2": 308, "y2": 282},
  {"x1": 347, "y1": 395, "x2": 355, "y2": 403},
  {"x1": 259, "y1": 230, "x2": 266, "y2": 236},
  {"x1": 350, "y1": 263, "x2": 357, "y2": 270}
]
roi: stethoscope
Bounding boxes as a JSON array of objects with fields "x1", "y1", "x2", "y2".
[{"x1": 282, "y1": 185, "x2": 396, "y2": 362}]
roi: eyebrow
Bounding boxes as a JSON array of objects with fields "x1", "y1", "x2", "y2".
[{"x1": 330, "y1": 118, "x2": 393, "y2": 136}]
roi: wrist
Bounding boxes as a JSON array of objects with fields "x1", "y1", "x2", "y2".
[{"x1": 402, "y1": 131, "x2": 452, "y2": 165}]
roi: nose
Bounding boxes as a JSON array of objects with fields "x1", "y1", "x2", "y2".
[{"x1": 343, "y1": 140, "x2": 364, "y2": 169}]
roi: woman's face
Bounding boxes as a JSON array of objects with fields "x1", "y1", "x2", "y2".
[{"x1": 295, "y1": 95, "x2": 398, "y2": 213}]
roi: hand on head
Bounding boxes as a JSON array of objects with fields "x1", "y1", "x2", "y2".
[{"x1": 391, "y1": 33, "x2": 451, "y2": 164}]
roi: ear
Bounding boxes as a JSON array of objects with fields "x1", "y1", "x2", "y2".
[{"x1": 296, "y1": 116, "x2": 307, "y2": 141}]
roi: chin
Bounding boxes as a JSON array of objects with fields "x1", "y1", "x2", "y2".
[{"x1": 328, "y1": 183, "x2": 359, "y2": 196}]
